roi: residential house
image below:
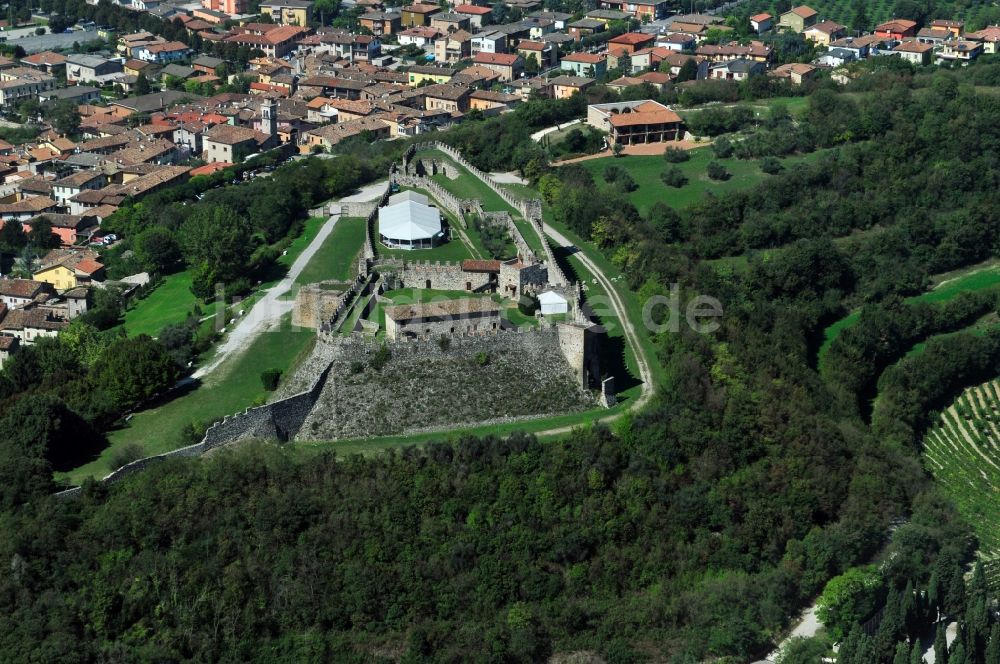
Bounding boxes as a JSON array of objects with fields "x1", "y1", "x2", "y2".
[
  {"x1": 916, "y1": 27, "x2": 952, "y2": 45},
  {"x1": 259, "y1": 0, "x2": 314, "y2": 25},
  {"x1": 434, "y1": 30, "x2": 473, "y2": 63},
  {"x1": 560, "y1": 52, "x2": 607, "y2": 78},
  {"x1": 0, "y1": 279, "x2": 53, "y2": 310},
  {"x1": 588, "y1": 99, "x2": 683, "y2": 145},
  {"x1": 455, "y1": 5, "x2": 493, "y2": 30},
  {"x1": 893, "y1": 40, "x2": 934, "y2": 65},
  {"x1": 696, "y1": 40, "x2": 772, "y2": 63},
  {"x1": 472, "y1": 52, "x2": 523, "y2": 81},
  {"x1": 468, "y1": 89, "x2": 519, "y2": 114},
  {"x1": 549, "y1": 75, "x2": 594, "y2": 99},
  {"x1": 431, "y1": 13, "x2": 471, "y2": 33},
  {"x1": 596, "y1": 0, "x2": 668, "y2": 21},
  {"x1": 192, "y1": 55, "x2": 225, "y2": 75},
  {"x1": 814, "y1": 47, "x2": 857, "y2": 67},
  {"x1": 65, "y1": 54, "x2": 123, "y2": 84},
  {"x1": 568, "y1": 19, "x2": 604, "y2": 41},
  {"x1": 517, "y1": 40, "x2": 556, "y2": 68},
  {"x1": 770, "y1": 62, "x2": 819, "y2": 85},
  {"x1": 608, "y1": 32, "x2": 656, "y2": 56},
  {"x1": 398, "y1": 26, "x2": 445, "y2": 46},
  {"x1": 401, "y1": 3, "x2": 442, "y2": 28},
  {"x1": 407, "y1": 65, "x2": 456, "y2": 87},
  {"x1": 471, "y1": 31, "x2": 506, "y2": 54},
  {"x1": 109, "y1": 90, "x2": 204, "y2": 118},
  {"x1": 750, "y1": 13, "x2": 773, "y2": 33},
  {"x1": 203, "y1": 124, "x2": 277, "y2": 163},
  {"x1": 360, "y1": 11, "x2": 401, "y2": 36},
  {"x1": 52, "y1": 170, "x2": 107, "y2": 207},
  {"x1": 968, "y1": 26, "x2": 1000, "y2": 53},
  {"x1": 39, "y1": 85, "x2": 101, "y2": 105},
  {"x1": 225, "y1": 25, "x2": 310, "y2": 59},
  {"x1": 829, "y1": 34, "x2": 894, "y2": 58},
  {"x1": 659, "y1": 52, "x2": 709, "y2": 79},
  {"x1": 931, "y1": 19, "x2": 964, "y2": 37},
  {"x1": 20, "y1": 51, "x2": 67, "y2": 76},
  {"x1": 585, "y1": 9, "x2": 631, "y2": 23},
  {"x1": 936, "y1": 39, "x2": 983, "y2": 63},
  {"x1": 135, "y1": 41, "x2": 191, "y2": 64},
  {"x1": 0, "y1": 196, "x2": 58, "y2": 221},
  {"x1": 201, "y1": 0, "x2": 249, "y2": 16},
  {"x1": 25, "y1": 214, "x2": 99, "y2": 245},
  {"x1": 0, "y1": 309, "x2": 68, "y2": 344},
  {"x1": 709, "y1": 59, "x2": 766, "y2": 81},
  {"x1": 527, "y1": 10, "x2": 571, "y2": 30},
  {"x1": 0, "y1": 335, "x2": 17, "y2": 368},
  {"x1": 33, "y1": 248, "x2": 105, "y2": 290},
  {"x1": 422, "y1": 83, "x2": 471, "y2": 112},
  {"x1": 874, "y1": 19, "x2": 918, "y2": 40},
  {"x1": 804, "y1": 20, "x2": 846, "y2": 46},
  {"x1": 627, "y1": 46, "x2": 672, "y2": 72},
  {"x1": 656, "y1": 33, "x2": 696, "y2": 51},
  {"x1": 779, "y1": 5, "x2": 818, "y2": 33},
  {"x1": 302, "y1": 116, "x2": 390, "y2": 150}
]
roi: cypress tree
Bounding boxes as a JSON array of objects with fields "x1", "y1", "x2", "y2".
[
  {"x1": 893, "y1": 641, "x2": 911, "y2": 664},
  {"x1": 985, "y1": 623, "x2": 1000, "y2": 664},
  {"x1": 935, "y1": 622, "x2": 949, "y2": 664},
  {"x1": 838, "y1": 626, "x2": 861, "y2": 664},
  {"x1": 910, "y1": 641, "x2": 924, "y2": 664}
]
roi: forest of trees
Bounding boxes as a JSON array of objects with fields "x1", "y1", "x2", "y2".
[{"x1": 5, "y1": 47, "x2": 1000, "y2": 664}]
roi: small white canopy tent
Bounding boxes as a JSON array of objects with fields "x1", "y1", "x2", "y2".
[{"x1": 538, "y1": 290, "x2": 568, "y2": 315}]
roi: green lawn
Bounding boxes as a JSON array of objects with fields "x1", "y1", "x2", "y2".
[
  {"x1": 281, "y1": 216, "x2": 326, "y2": 271},
  {"x1": 577, "y1": 147, "x2": 819, "y2": 215},
  {"x1": 122, "y1": 271, "x2": 198, "y2": 338},
  {"x1": 295, "y1": 216, "x2": 367, "y2": 285},
  {"x1": 58, "y1": 315, "x2": 315, "y2": 487}
]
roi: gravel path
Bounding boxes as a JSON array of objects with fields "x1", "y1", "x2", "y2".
[
  {"x1": 488, "y1": 171, "x2": 529, "y2": 185},
  {"x1": 530, "y1": 119, "x2": 582, "y2": 142},
  {"x1": 193, "y1": 180, "x2": 387, "y2": 379}
]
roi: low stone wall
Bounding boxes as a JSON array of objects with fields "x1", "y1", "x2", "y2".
[
  {"x1": 341, "y1": 201, "x2": 377, "y2": 217},
  {"x1": 55, "y1": 365, "x2": 334, "y2": 500}
]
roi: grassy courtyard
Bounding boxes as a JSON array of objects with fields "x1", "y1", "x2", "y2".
[{"x1": 295, "y1": 216, "x2": 367, "y2": 285}]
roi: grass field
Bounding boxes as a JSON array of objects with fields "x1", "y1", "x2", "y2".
[
  {"x1": 122, "y1": 271, "x2": 198, "y2": 338},
  {"x1": 818, "y1": 261, "x2": 1000, "y2": 371},
  {"x1": 576, "y1": 148, "x2": 814, "y2": 215},
  {"x1": 923, "y1": 380, "x2": 1000, "y2": 556},
  {"x1": 59, "y1": 315, "x2": 315, "y2": 486},
  {"x1": 295, "y1": 216, "x2": 367, "y2": 285},
  {"x1": 123, "y1": 217, "x2": 329, "y2": 338}
]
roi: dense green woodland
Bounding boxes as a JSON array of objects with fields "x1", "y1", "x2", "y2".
[{"x1": 8, "y1": 61, "x2": 1000, "y2": 661}]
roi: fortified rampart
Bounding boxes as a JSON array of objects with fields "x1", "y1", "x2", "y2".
[{"x1": 55, "y1": 365, "x2": 334, "y2": 499}]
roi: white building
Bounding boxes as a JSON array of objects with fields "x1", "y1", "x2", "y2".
[{"x1": 378, "y1": 191, "x2": 444, "y2": 250}]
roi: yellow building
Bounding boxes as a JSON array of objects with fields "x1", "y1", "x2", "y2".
[
  {"x1": 259, "y1": 0, "x2": 313, "y2": 26},
  {"x1": 33, "y1": 250, "x2": 105, "y2": 291},
  {"x1": 407, "y1": 65, "x2": 455, "y2": 87}
]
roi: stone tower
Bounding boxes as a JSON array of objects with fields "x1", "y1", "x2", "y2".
[{"x1": 262, "y1": 98, "x2": 277, "y2": 136}]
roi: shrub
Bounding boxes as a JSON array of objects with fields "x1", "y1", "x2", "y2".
[
  {"x1": 706, "y1": 161, "x2": 731, "y2": 181},
  {"x1": 371, "y1": 344, "x2": 391, "y2": 370},
  {"x1": 475, "y1": 351, "x2": 490, "y2": 366},
  {"x1": 260, "y1": 368, "x2": 282, "y2": 391},
  {"x1": 349, "y1": 361, "x2": 364, "y2": 374},
  {"x1": 663, "y1": 147, "x2": 690, "y2": 163},
  {"x1": 438, "y1": 335, "x2": 451, "y2": 351},
  {"x1": 518, "y1": 294, "x2": 539, "y2": 316},
  {"x1": 712, "y1": 136, "x2": 734, "y2": 159},
  {"x1": 661, "y1": 166, "x2": 688, "y2": 188},
  {"x1": 107, "y1": 443, "x2": 144, "y2": 471},
  {"x1": 760, "y1": 156, "x2": 784, "y2": 174}
]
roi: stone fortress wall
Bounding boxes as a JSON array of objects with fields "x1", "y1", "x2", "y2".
[{"x1": 55, "y1": 145, "x2": 603, "y2": 497}]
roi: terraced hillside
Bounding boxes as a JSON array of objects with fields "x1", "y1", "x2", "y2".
[{"x1": 923, "y1": 380, "x2": 1000, "y2": 556}]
